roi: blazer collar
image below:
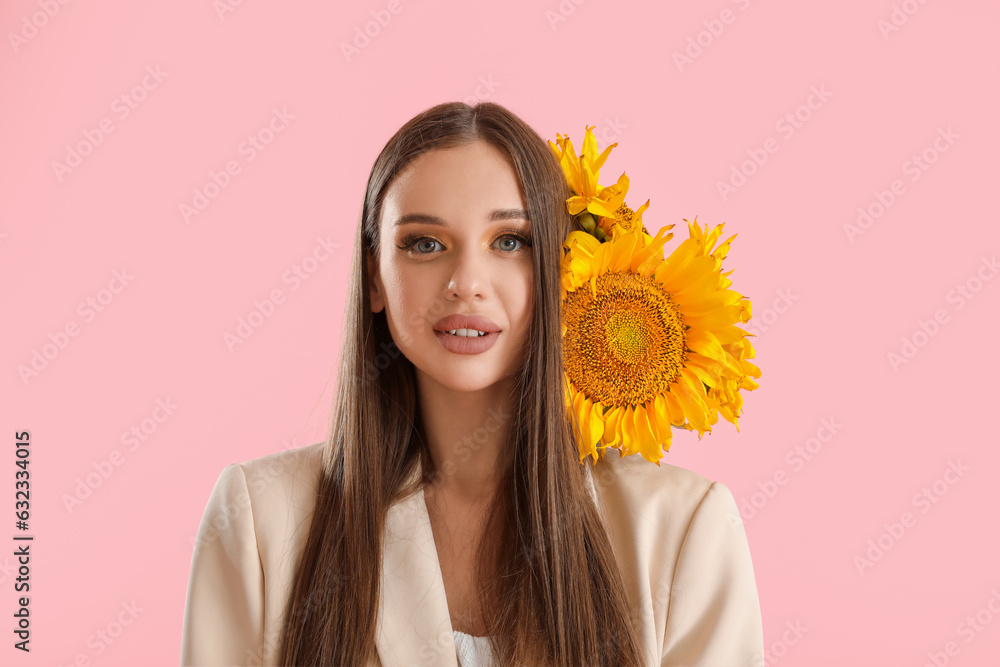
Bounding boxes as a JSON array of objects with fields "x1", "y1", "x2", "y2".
[{"x1": 375, "y1": 460, "x2": 599, "y2": 666}]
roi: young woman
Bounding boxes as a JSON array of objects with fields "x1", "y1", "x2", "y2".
[{"x1": 180, "y1": 102, "x2": 764, "y2": 666}]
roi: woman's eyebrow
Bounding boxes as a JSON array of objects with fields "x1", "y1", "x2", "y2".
[
  {"x1": 394, "y1": 208, "x2": 529, "y2": 227},
  {"x1": 490, "y1": 208, "x2": 530, "y2": 223}
]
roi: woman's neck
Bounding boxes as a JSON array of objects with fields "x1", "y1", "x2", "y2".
[{"x1": 415, "y1": 370, "x2": 515, "y2": 505}]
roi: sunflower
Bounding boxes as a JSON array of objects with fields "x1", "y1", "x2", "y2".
[
  {"x1": 561, "y1": 218, "x2": 760, "y2": 466},
  {"x1": 549, "y1": 126, "x2": 656, "y2": 245},
  {"x1": 548, "y1": 126, "x2": 621, "y2": 221},
  {"x1": 593, "y1": 172, "x2": 652, "y2": 242}
]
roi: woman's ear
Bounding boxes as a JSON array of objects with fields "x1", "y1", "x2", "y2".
[{"x1": 366, "y1": 248, "x2": 385, "y2": 313}]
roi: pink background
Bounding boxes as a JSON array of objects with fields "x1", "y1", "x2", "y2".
[{"x1": 3, "y1": 1, "x2": 999, "y2": 665}]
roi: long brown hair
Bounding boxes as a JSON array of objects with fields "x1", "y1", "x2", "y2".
[{"x1": 277, "y1": 102, "x2": 645, "y2": 666}]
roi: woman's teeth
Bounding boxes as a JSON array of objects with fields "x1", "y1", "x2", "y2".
[{"x1": 447, "y1": 329, "x2": 487, "y2": 337}]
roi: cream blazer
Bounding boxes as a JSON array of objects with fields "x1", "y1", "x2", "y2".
[{"x1": 180, "y1": 442, "x2": 764, "y2": 666}]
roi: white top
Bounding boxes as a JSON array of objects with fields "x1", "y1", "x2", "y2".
[{"x1": 453, "y1": 630, "x2": 494, "y2": 667}]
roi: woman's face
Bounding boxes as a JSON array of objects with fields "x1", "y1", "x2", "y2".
[{"x1": 368, "y1": 140, "x2": 535, "y2": 394}]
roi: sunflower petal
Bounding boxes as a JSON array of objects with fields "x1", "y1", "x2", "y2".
[
  {"x1": 590, "y1": 401, "x2": 608, "y2": 445},
  {"x1": 583, "y1": 396, "x2": 606, "y2": 453},
  {"x1": 619, "y1": 405, "x2": 636, "y2": 455},
  {"x1": 633, "y1": 404, "x2": 662, "y2": 464},
  {"x1": 671, "y1": 376, "x2": 711, "y2": 434},
  {"x1": 650, "y1": 393, "x2": 673, "y2": 437},
  {"x1": 586, "y1": 199, "x2": 622, "y2": 220},
  {"x1": 603, "y1": 405, "x2": 625, "y2": 449},
  {"x1": 662, "y1": 389, "x2": 686, "y2": 426},
  {"x1": 608, "y1": 232, "x2": 638, "y2": 273}
]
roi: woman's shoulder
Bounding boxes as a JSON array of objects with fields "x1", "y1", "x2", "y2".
[
  {"x1": 234, "y1": 440, "x2": 326, "y2": 487},
  {"x1": 590, "y1": 447, "x2": 761, "y2": 663},
  {"x1": 589, "y1": 447, "x2": 742, "y2": 542},
  {"x1": 206, "y1": 442, "x2": 327, "y2": 561},
  {"x1": 231, "y1": 441, "x2": 326, "y2": 514}
]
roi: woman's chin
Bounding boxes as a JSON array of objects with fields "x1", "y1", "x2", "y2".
[{"x1": 415, "y1": 367, "x2": 509, "y2": 395}]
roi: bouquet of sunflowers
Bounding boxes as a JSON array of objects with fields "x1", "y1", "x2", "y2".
[{"x1": 550, "y1": 126, "x2": 761, "y2": 466}]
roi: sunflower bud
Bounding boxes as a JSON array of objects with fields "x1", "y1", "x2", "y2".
[{"x1": 578, "y1": 211, "x2": 597, "y2": 233}]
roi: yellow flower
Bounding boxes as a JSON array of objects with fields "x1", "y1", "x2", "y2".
[
  {"x1": 548, "y1": 125, "x2": 621, "y2": 219},
  {"x1": 682, "y1": 220, "x2": 761, "y2": 427},
  {"x1": 561, "y1": 218, "x2": 759, "y2": 466},
  {"x1": 549, "y1": 126, "x2": 654, "y2": 245},
  {"x1": 593, "y1": 172, "x2": 652, "y2": 242}
]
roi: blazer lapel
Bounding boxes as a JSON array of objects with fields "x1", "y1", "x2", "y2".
[
  {"x1": 374, "y1": 461, "x2": 599, "y2": 666},
  {"x1": 376, "y1": 466, "x2": 459, "y2": 667}
]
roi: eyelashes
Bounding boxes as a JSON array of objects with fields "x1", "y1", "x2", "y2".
[{"x1": 396, "y1": 229, "x2": 533, "y2": 255}]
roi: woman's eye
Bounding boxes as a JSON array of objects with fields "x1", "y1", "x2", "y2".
[
  {"x1": 397, "y1": 236, "x2": 442, "y2": 254},
  {"x1": 496, "y1": 236, "x2": 520, "y2": 252},
  {"x1": 413, "y1": 238, "x2": 440, "y2": 254},
  {"x1": 494, "y1": 233, "x2": 531, "y2": 253}
]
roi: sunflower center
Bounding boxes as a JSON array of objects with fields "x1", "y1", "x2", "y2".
[
  {"x1": 605, "y1": 312, "x2": 653, "y2": 361},
  {"x1": 613, "y1": 205, "x2": 635, "y2": 231},
  {"x1": 563, "y1": 271, "x2": 686, "y2": 407}
]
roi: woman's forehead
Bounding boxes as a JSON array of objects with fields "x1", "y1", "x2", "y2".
[
  {"x1": 397, "y1": 142, "x2": 517, "y2": 190},
  {"x1": 383, "y1": 144, "x2": 527, "y2": 226}
]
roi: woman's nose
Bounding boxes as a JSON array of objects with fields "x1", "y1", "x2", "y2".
[{"x1": 444, "y1": 247, "x2": 489, "y2": 301}]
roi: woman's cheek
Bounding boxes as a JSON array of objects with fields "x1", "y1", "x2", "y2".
[{"x1": 394, "y1": 288, "x2": 432, "y2": 350}]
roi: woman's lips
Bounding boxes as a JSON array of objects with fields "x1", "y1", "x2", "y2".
[
  {"x1": 431, "y1": 314, "x2": 501, "y2": 355},
  {"x1": 434, "y1": 329, "x2": 500, "y2": 355},
  {"x1": 432, "y1": 313, "x2": 501, "y2": 334}
]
